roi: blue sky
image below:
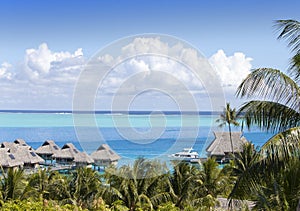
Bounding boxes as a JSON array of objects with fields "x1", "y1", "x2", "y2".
[{"x1": 0, "y1": 0, "x2": 300, "y2": 110}]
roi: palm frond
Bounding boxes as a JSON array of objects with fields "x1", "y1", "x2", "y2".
[
  {"x1": 229, "y1": 127, "x2": 300, "y2": 209},
  {"x1": 275, "y1": 19, "x2": 300, "y2": 53},
  {"x1": 236, "y1": 68, "x2": 300, "y2": 112},
  {"x1": 239, "y1": 100, "x2": 300, "y2": 132},
  {"x1": 260, "y1": 127, "x2": 300, "y2": 156},
  {"x1": 289, "y1": 53, "x2": 300, "y2": 82}
]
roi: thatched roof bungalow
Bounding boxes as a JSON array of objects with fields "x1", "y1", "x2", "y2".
[
  {"x1": 0, "y1": 145, "x2": 44, "y2": 170},
  {"x1": 206, "y1": 132, "x2": 248, "y2": 162},
  {"x1": 74, "y1": 152, "x2": 94, "y2": 167},
  {"x1": 91, "y1": 144, "x2": 120, "y2": 167},
  {"x1": 1, "y1": 140, "x2": 31, "y2": 153},
  {"x1": 14, "y1": 146, "x2": 44, "y2": 168},
  {"x1": 35, "y1": 140, "x2": 61, "y2": 160},
  {"x1": 0, "y1": 148, "x2": 23, "y2": 170},
  {"x1": 53, "y1": 143, "x2": 93, "y2": 166}
]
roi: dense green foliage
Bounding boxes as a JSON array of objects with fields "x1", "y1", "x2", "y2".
[{"x1": 0, "y1": 158, "x2": 237, "y2": 211}]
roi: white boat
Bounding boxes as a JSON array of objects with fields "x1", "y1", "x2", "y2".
[{"x1": 169, "y1": 148, "x2": 200, "y2": 163}]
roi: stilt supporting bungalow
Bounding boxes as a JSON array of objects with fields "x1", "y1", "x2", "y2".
[
  {"x1": 52, "y1": 143, "x2": 94, "y2": 168},
  {"x1": 35, "y1": 140, "x2": 61, "y2": 164},
  {"x1": 91, "y1": 144, "x2": 120, "y2": 170}
]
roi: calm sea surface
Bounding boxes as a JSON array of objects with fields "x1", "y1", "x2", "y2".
[{"x1": 0, "y1": 111, "x2": 275, "y2": 166}]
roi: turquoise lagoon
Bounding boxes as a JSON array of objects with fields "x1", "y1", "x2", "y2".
[{"x1": 0, "y1": 111, "x2": 275, "y2": 166}]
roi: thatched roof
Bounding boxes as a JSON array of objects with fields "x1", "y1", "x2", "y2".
[
  {"x1": 14, "y1": 146, "x2": 44, "y2": 164},
  {"x1": 1, "y1": 142, "x2": 18, "y2": 152},
  {"x1": 35, "y1": 140, "x2": 61, "y2": 156},
  {"x1": 74, "y1": 152, "x2": 94, "y2": 164},
  {"x1": 206, "y1": 132, "x2": 248, "y2": 156},
  {"x1": 14, "y1": 139, "x2": 29, "y2": 146},
  {"x1": 1, "y1": 141, "x2": 32, "y2": 153},
  {"x1": 216, "y1": 198, "x2": 255, "y2": 210},
  {"x1": 0, "y1": 148, "x2": 23, "y2": 167},
  {"x1": 52, "y1": 143, "x2": 76, "y2": 159},
  {"x1": 91, "y1": 144, "x2": 120, "y2": 162},
  {"x1": 53, "y1": 143, "x2": 93, "y2": 163}
]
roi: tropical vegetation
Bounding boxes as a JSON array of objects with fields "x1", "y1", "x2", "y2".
[
  {"x1": 0, "y1": 158, "x2": 235, "y2": 211},
  {"x1": 231, "y1": 19, "x2": 300, "y2": 210},
  {"x1": 216, "y1": 102, "x2": 240, "y2": 154}
]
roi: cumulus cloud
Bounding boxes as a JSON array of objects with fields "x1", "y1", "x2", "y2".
[
  {"x1": 22, "y1": 43, "x2": 84, "y2": 82},
  {"x1": 209, "y1": 49, "x2": 252, "y2": 88},
  {"x1": 97, "y1": 38, "x2": 214, "y2": 97},
  {"x1": 0, "y1": 38, "x2": 253, "y2": 110},
  {"x1": 0, "y1": 62, "x2": 13, "y2": 80},
  {"x1": 92, "y1": 37, "x2": 253, "y2": 111},
  {"x1": 0, "y1": 43, "x2": 85, "y2": 109},
  {"x1": 98, "y1": 38, "x2": 252, "y2": 96}
]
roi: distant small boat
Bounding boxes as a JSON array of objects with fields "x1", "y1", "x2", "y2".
[{"x1": 169, "y1": 148, "x2": 200, "y2": 163}]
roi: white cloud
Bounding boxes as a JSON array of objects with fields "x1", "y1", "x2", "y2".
[
  {"x1": 0, "y1": 39, "x2": 253, "y2": 110},
  {"x1": 23, "y1": 43, "x2": 84, "y2": 81},
  {"x1": 0, "y1": 43, "x2": 85, "y2": 109},
  {"x1": 97, "y1": 38, "x2": 214, "y2": 98},
  {"x1": 93, "y1": 38, "x2": 253, "y2": 111},
  {"x1": 209, "y1": 49, "x2": 252, "y2": 88},
  {"x1": 121, "y1": 37, "x2": 169, "y2": 56},
  {"x1": 0, "y1": 62, "x2": 13, "y2": 80}
]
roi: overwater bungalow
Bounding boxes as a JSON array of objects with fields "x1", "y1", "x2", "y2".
[
  {"x1": 1, "y1": 140, "x2": 31, "y2": 153},
  {"x1": 206, "y1": 131, "x2": 248, "y2": 163},
  {"x1": 14, "y1": 146, "x2": 44, "y2": 168},
  {"x1": 35, "y1": 140, "x2": 61, "y2": 161},
  {"x1": 74, "y1": 151, "x2": 94, "y2": 167},
  {"x1": 52, "y1": 143, "x2": 76, "y2": 165},
  {"x1": 52, "y1": 143, "x2": 93, "y2": 167},
  {"x1": 0, "y1": 148, "x2": 23, "y2": 170},
  {"x1": 91, "y1": 144, "x2": 120, "y2": 168}
]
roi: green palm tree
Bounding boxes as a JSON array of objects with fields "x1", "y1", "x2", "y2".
[
  {"x1": 0, "y1": 168, "x2": 26, "y2": 201},
  {"x1": 231, "y1": 19, "x2": 300, "y2": 209},
  {"x1": 231, "y1": 143, "x2": 258, "y2": 178},
  {"x1": 192, "y1": 158, "x2": 231, "y2": 209},
  {"x1": 169, "y1": 161, "x2": 197, "y2": 209},
  {"x1": 25, "y1": 168, "x2": 50, "y2": 200},
  {"x1": 102, "y1": 158, "x2": 170, "y2": 211},
  {"x1": 69, "y1": 167, "x2": 102, "y2": 209},
  {"x1": 236, "y1": 20, "x2": 300, "y2": 132},
  {"x1": 46, "y1": 171, "x2": 71, "y2": 202},
  {"x1": 216, "y1": 103, "x2": 240, "y2": 154},
  {"x1": 229, "y1": 127, "x2": 300, "y2": 210}
]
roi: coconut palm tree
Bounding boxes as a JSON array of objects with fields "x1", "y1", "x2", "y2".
[
  {"x1": 25, "y1": 168, "x2": 51, "y2": 200},
  {"x1": 102, "y1": 158, "x2": 170, "y2": 211},
  {"x1": 191, "y1": 158, "x2": 232, "y2": 210},
  {"x1": 236, "y1": 20, "x2": 300, "y2": 132},
  {"x1": 229, "y1": 127, "x2": 300, "y2": 210},
  {"x1": 0, "y1": 168, "x2": 26, "y2": 201},
  {"x1": 46, "y1": 171, "x2": 71, "y2": 202},
  {"x1": 168, "y1": 161, "x2": 198, "y2": 209},
  {"x1": 231, "y1": 19, "x2": 300, "y2": 209},
  {"x1": 216, "y1": 103, "x2": 240, "y2": 154},
  {"x1": 69, "y1": 167, "x2": 102, "y2": 209},
  {"x1": 230, "y1": 142, "x2": 258, "y2": 178}
]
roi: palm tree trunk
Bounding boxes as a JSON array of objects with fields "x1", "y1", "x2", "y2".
[{"x1": 228, "y1": 123, "x2": 234, "y2": 155}]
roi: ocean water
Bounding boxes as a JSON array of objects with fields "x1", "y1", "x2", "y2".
[{"x1": 0, "y1": 111, "x2": 275, "y2": 166}]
